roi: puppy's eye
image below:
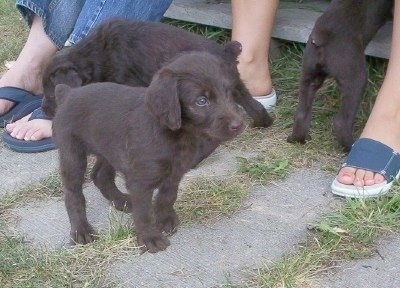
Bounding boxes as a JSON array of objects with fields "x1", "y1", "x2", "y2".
[{"x1": 195, "y1": 96, "x2": 209, "y2": 106}]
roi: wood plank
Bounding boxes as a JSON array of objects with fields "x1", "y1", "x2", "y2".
[{"x1": 165, "y1": 0, "x2": 392, "y2": 59}]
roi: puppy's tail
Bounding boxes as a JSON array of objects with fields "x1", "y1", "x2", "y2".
[{"x1": 54, "y1": 84, "x2": 72, "y2": 107}]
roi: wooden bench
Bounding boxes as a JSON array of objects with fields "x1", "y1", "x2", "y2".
[{"x1": 165, "y1": 0, "x2": 393, "y2": 59}]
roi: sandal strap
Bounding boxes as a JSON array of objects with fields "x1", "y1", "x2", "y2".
[
  {"x1": 29, "y1": 107, "x2": 51, "y2": 121},
  {"x1": 342, "y1": 138, "x2": 400, "y2": 182},
  {"x1": 0, "y1": 86, "x2": 42, "y2": 102}
]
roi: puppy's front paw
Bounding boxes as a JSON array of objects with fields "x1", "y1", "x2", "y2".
[
  {"x1": 252, "y1": 114, "x2": 274, "y2": 128},
  {"x1": 70, "y1": 225, "x2": 97, "y2": 245},
  {"x1": 156, "y1": 210, "x2": 180, "y2": 234},
  {"x1": 138, "y1": 229, "x2": 170, "y2": 253},
  {"x1": 286, "y1": 133, "x2": 310, "y2": 144}
]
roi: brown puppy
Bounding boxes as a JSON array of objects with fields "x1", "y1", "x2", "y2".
[
  {"x1": 287, "y1": 0, "x2": 392, "y2": 151},
  {"x1": 42, "y1": 19, "x2": 272, "y2": 128},
  {"x1": 53, "y1": 51, "x2": 244, "y2": 253}
]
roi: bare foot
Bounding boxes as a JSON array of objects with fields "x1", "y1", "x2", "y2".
[
  {"x1": 336, "y1": 166, "x2": 385, "y2": 186},
  {"x1": 335, "y1": 99, "x2": 400, "y2": 187},
  {"x1": 5, "y1": 114, "x2": 52, "y2": 141},
  {"x1": 0, "y1": 63, "x2": 43, "y2": 115}
]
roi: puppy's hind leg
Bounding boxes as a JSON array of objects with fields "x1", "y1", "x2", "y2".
[
  {"x1": 59, "y1": 141, "x2": 95, "y2": 245},
  {"x1": 287, "y1": 53, "x2": 326, "y2": 144},
  {"x1": 334, "y1": 54, "x2": 367, "y2": 151},
  {"x1": 91, "y1": 156, "x2": 132, "y2": 212}
]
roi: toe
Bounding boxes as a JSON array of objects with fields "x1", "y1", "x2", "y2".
[
  {"x1": 30, "y1": 129, "x2": 46, "y2": 141},
  {"x1": 24, "y1": 127, "x2": 40, "y2": 141},
  {"x1": 374, "y1": 173, "x2": 385, "y2": 184},
  {"x1": 354, "y1": 169, "x2": 367, "y2": 186},
  {"x1": 337, "y1": 167, "x2": 357, "y2": 184},
  {"x1": 363, "y1": 171, "x2": 376, "y2": 186},
  {"x1": 13, "y1": 125, "x2": 31, "y2": 140},
  {"x1": 5, "y1": 122, "x2": 16, "y2": 133}
]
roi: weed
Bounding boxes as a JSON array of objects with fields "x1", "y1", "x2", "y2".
[{"x1": 176, "y1": 175, "x2": 250, "y2": 224}]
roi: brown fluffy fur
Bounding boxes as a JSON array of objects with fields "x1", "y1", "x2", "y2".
[
  {"x1": 287, "y1": 0, "x2": 392, "y2": 151},
  {"x1": 53, "y1": 51, "x2": 244, "y2": 253},
  {"x1": 42, "y1": 19, "x2": 272, "y2": 128}
]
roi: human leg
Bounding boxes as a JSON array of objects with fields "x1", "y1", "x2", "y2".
[
  {"x1": 231, "y1": 0, "x2": 279, "y2": 101},
  {"x1": 67, "y1": 0, "x2": 173, "y2": 45},
  {"x1": 332, "y1": 0, "x2": 400, "y2": 196},
  {"x1": 0, "y1": 0, "x2": 85, "y2": 117},
  {"x1": 4, "y1": 0, "x2": 173, "y2": 149},
  {"x1": 0, "y1": 15, "x2": 56, "y2": 116}
]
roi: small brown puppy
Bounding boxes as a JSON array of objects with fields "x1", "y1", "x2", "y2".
[
  {"x1": 53, "y1": 51, "x2": 244, "y2": 253},
  {"x1": 287, "y1": 0, "x2": 392, "y2": 151},
  {"x1": 42, "y1": 19, "x2": 272, "y2": 128}
]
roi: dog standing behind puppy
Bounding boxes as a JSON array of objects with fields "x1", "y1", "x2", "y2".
[
  {"x1": 287, "y1": 0, "x2": 392, "y2": 151},
  {"x1": 53, "y1": 51, "x2": 244, "y2": 253},
  {"x1": 42, "y1": 19, "x2": 272, "y2": 128}
]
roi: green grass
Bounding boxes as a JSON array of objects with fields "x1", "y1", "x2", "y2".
[
  {"x1": 164, "y1": 18, "x2": 231, "y2": 44},
  {"x1": 176, "y1": 175, "x2": 250, "y2": 224},
  {"x1": 251, "y1": 189, "x2": 400, "y2": 287},
  {"x1": 0, "y1": 221, "x2": 139, "y2": 288},
  {"x1": 0, "y1": 0, "x2": 27, "y2": 74},
  {"x1": 237, "y1": 156, "x2": 290, "y2": 183}
]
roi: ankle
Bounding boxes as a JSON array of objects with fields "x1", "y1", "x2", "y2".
[
  {"x1": 237, "y1": 56, "x2": 272, "y2": 96},
  {"x1": 0, "y1": 99, "x2": 15, "y2": 114},
  {"x1": 0, "y1": 64, "x2": 43, "y2": 95},
  {"x1": 361, "y1": 111, "x2": 400, "y2": 152}
]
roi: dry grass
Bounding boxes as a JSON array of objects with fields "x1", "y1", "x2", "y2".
[{"x1": 176, "y1": 173, "x2": 251, "y2": 225}]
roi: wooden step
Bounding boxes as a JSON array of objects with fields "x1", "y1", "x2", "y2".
[{"x1": 165, "y1": 0, "x2": 392, "y2": 59}]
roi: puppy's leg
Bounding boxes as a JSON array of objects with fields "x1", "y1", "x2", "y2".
[
  {"x1": 60, "y1": 143, "x2": 95, "y2": 245},
  {"x1": 287, "y1": 45, "x2": 326, "y2": 144},
  {"x1": 233, "y1": 81, "x2": 274, "y2": 128},
  {"x1": 154, "y1": 177, "x2": 181, "y2": 234},
  {"x1": 287, "y1": 72, "x2": 326, "y2": 144},
  {"x1": 91, "y1": 156, "x2": 132, "y2": 212},
  {"x1": 125, "y1": 176, "x2": 170, "y2": 253},
  {"x1": 191, "y1": 138, "x2": 219, "y2": 168},
  {"x1": 334, "y1": 53, "x2": 367, "y2": 151}
]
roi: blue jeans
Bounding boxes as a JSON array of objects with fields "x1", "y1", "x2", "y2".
[{"x1": 15, "y1": 0, "x2": 173, "y2": 49}]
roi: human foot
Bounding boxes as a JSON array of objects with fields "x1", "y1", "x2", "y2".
[
  {"x1": 332, "y1": 138, "x2": 400, "y2": 198},
  {"x1": 0, "y1": 62, "x2": 43, "y2": 115},
  {"x1": 336, "y1": 166, "x2": 385, "y2": 186},
  {"x1": 3, "y1": 108, "x2": 56, "y2": 153},
  {"x1": 5, "y1": 112, "x2": 52, "y2": 141},
  {"x1": 334, "y1": 100, "x2": 400, "y2": 188},
  {"x1": 332, "y1": 101, "x2": 400, "y2": 198}
]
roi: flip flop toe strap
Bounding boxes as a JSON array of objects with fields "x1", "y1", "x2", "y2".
[
  {"x1": 0, "y1": 86, "x2": 42, "y2": 102},
  {"x1": 342, "y1": 138, "x2": 400, "y2": 182},
  {"x1": 29, "y1": 107, "x2": 51, "y2": 121}
]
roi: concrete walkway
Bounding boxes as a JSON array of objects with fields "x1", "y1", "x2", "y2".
[{"x1": 1, "y1": 138, "x2": 400, "y2": 287}]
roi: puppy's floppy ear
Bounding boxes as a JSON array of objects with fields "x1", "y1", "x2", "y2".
[
  {"x1": 54, "y1": 84, "x2": 72, "y2": 106},
  {"x1": 50, "y1": 61, "x2": 83, "y2": 87},
  {"x1": 222, "y1": 41, "x2": 242, "y2": 64},
  {"x1": 145, "y1": 68, "x2": 181, "y2": 131}
]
